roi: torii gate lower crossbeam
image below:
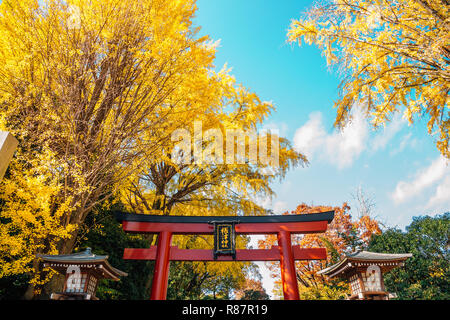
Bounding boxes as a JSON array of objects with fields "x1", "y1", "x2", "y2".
[{"x1": 116, "y1": 212, "x2": 334, "y2": 300}]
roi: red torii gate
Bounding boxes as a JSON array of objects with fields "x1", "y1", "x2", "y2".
[{"x1": 116, "y1": 211, "x2": 334, "y2": 300}]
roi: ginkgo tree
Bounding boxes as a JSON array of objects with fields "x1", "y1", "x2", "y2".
[
  {"x1": 288, "y1": 0, "x2": 449, "y2": 158},
  {"x1": 0, "y1": 0, "x2": 305, "y2": 298},
  {"x1": 0, "y1": 0, "x2": 219, "y2": 292}
]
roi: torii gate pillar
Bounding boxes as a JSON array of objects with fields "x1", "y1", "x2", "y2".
[
  {"x1": 278, "y1": 230, "x2": 299, "y2": 300},
  {"x1": 151, "y1": 231, "x2": 172, "y2": 300}
]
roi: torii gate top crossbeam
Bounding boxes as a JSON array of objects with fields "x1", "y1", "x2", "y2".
[
  {"x1": 115, "y1": 211, "x2": 334, "y2": 235},
  {"x1": 115, "y1": 211, "x2": 334, "y2": 224}
]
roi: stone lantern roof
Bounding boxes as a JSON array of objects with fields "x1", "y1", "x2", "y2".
[
  {"x1": 37, "y1": 247, "x2": 128, "y2": 280},
  {"x1": 318, "y1": 250, "x2": 412, "y2": 278}
]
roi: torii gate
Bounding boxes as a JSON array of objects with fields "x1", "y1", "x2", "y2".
[{"x1": 116, "y1": 211, "x2": 334, "y2": 300}]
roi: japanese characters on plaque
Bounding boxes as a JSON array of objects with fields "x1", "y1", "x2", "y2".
[{"x1": 212, "y1": 221, "x2": 237, "y2": 260}]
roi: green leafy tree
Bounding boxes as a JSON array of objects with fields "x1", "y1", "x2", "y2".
[
  {"x1": 238, "y1": 290, "x2": 270, "y2": 300},
  {"x1": 368, "y1": 212, "x2": 449, "y2": 300},
  {"x1": 0, "y1": 274, "x2": 30, "y2": 300},
  {"x1": 166, "y1": 261, "x2": 209, "y2": 300},
  {"x1": 201, "y1": 273, "x2": 244, "y2": 300},
  {"x1": 235, "y1": 278, "x2": 270, "y2": 300}
]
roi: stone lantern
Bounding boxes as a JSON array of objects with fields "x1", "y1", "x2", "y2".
[
  {"x1": 37, "y1": 247, "x2": 127, "y2": 300},
  {"x1": 318, "y1": 251, "x2": 412, "y2": 300}
]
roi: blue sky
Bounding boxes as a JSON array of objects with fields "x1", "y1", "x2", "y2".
[{"x1": 194, "y1": 0, "x2": 450, "y2": 231}]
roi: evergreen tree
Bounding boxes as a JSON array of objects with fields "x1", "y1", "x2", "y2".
[{"x1": 368, "y1": 212, "x2": 449, "y2": 300}]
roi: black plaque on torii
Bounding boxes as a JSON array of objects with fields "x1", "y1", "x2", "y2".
[{"x1": 209, "y1": 220, "x2": 239, "y2": 260}]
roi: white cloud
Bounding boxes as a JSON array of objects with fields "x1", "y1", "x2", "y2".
[
  {"x1": 392, "y1": 156, "x2": 450, "y2": 204},
  {"x1": 293, "y1": 112, "x2": 326, "y2": 160},
  {"x1": 371, "y1": 115, "x2": 405, "y2": 152},
  {"x1": 254, "y1": 195, "x2": 272, "y2": 209},
  {"x1": 293, "y1": 107, "x2": 369, "y2": 169},
  {"x1": 273, "y1": 201, "x2": 288, "y2": 214},
  {"x1": 427, "y1": 175, "x2": 450, "y2": 209},
  {"x1": 325, "y1": 108, "x2": 369, "y2": 168},
  {"x1": 254, "y1": 196, "x2": 289, "y2": 215},
  {"x1": 390, "y1": 133, "x2": 418, "y2": 156}
]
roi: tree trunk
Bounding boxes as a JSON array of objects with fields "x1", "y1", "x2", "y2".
[{"x1": 23, "y1": 283, "x2": 35, "y2": 300}]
